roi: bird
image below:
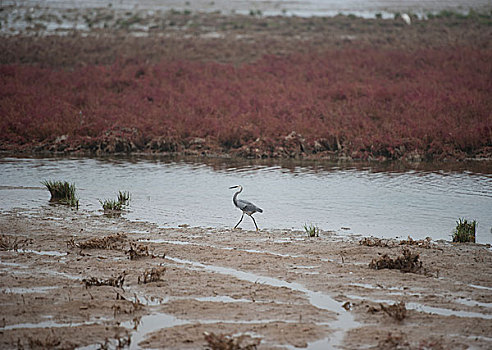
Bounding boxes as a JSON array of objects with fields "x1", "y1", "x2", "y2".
[
  {"x1": 401, "y1": 13, "x2": 411, "y2": 25},
  {"x1": 229, "y1": 185, "x2": 263, "y2": 231}
]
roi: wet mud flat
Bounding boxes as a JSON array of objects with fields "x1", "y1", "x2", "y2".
[{"x1": 0, "y1": 206, "x2": 491, "y2": 349}]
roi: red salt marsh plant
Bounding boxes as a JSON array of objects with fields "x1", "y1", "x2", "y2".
[{"x1": 1, "y1": 47, "x2": 491, "y2": 160}]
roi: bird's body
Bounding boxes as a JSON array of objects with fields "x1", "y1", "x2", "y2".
[{"x1": 230, "y1": 185, "x2": 262, "y2": 231}]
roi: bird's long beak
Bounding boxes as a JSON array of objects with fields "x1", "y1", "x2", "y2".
[{"x1": 229, "y1": 186, "x2": 238, "y2": 189}]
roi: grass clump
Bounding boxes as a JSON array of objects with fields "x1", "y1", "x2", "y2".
[
  {"x1": 452, "y1": 218, "x2": 476, "y2": 243},
  {"x1": 42, "y1": 180, "x2": 79, "y2": 208},
  {"x1": 369, "y1": 248, "x2": 423, "y2": 273},
  {"x1": 99, "y1": 191, "x2": 131, "y2": 213},
  {"x1": 303, "y1": 223, "x2": 319, "y2": 237}
]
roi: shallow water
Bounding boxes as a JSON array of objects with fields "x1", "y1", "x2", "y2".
[{"x1": 0, "y1": 156, "x2": 491, "y2": 244}]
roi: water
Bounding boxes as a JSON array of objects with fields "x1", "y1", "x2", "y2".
[{"x1": 0, "y1": 156, "x2": 491, "y2": 244}]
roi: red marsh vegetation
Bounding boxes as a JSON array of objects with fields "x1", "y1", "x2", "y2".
[{"x1": 1, "y1": 14, "x2": 491, "y2": 161}]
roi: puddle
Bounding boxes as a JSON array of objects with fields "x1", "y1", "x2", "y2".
[
  {"x1": 468, "y1": 284, "x2": 492, "y2": 291},
  {"x1": 0, "y1": 317, "x2": 110, "y2": 331},
  {"x1": 123, "y1": 310, "x2": 333, "y2": 350},
  {"x1": 122, "y1": 313, "x2": 189, "y2": 349},
  {"x1": 1, "y1": 286, "x2": 58, "y2": 294},
  {"x1": 347, "y1": 295, "x2": 492, "y2": 320},
  {"x1": 167, "y1": 255, "x2": 360, "y2": 348},
  {"x1": 138, "y1": 239, "x2": 192, "y2": 246},
  {"x1": 18, "y1": 249, "x2": 68, "y2": 257},
  {"x1": 455, "y1": 298, "x2": 492, "y2": 309},
  {"x1": 194, "y1": 296, "x2": 251, "y2": 303}
]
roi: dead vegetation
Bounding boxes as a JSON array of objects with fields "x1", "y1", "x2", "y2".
[
  {"x1": 359, "y1": 237, "x2": 394, "y2": 247},
  {"x1": 380, "y1": 301, "x2": 407, "y2": 321},
  {"x1": 67, "y1": 233, "x2": 127, "y2": 250},
  {"x1": 399, "y1": 236, "x2": 434, "y2": 249},
  {"x1": 376, "y1": 332, "x2": 410, "y2": 349},
  {"x1": 369, "y1": 248, "x2": 423, "y2": 273},
  {"x1": 27, "y1": 330, "x2": 61, "y2": 349},
  {"x1": 368, "y1": 302, "x2": 407, "y2": 321},
  {"x1": 138, "y1": 266, "x2": 166, "y2": 284},
  {"x1": 83, "y1": 272, "x2": 126, "y2": 289},
  {"x1": 361, "y1": 236, "x2": 434, "y2": 249},
  {"x1": 204, "y1": 332, "x2": 260, "y2": 350},
  {"x1": 126, "y1": 242, "x2": 163, "y2": 260},
  {"x1": 0, "y1": 234, "x2": 29, "y2": 251}
]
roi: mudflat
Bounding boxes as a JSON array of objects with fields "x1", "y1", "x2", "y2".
[{"x1": 1, "y1": 205, "x2": 491, "y2": 349}]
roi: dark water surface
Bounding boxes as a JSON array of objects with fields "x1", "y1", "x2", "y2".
[{"x1": 0, "y1": 156, "x2": 491, "y2": 244}]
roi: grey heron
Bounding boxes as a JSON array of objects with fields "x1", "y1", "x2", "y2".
[{"x1": 229, "y1": 185, "x2": 263, "y2": 231}]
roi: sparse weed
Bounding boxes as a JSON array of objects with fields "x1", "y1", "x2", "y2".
[
  {"x1": 99, "y1": 191, "x2": 131, "y2": 213},
  {"x1": 100, "y1": 198, "x2": 124, "y2": 211},
  {"x1": 138, "y1": 266, "x2": 165, "y2": 284},
  {"x1": 42, "y1": 180, "x2": 79, "y2": 208},
  {"x1": 117, "y1": 191, "x2": 130, "y2": 205},
  {"x1": 452, "y1": 218, "x2": 476, "y2": 243},
  {"x1": 303, "y1": 223, "x2": 319, "y2": 237}
]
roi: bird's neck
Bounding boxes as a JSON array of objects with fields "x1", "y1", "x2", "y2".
[{"x1": 233, "y1": 188, "x2": 242, "y2": 206}]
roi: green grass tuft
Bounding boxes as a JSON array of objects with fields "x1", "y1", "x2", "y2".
[
  {"x1": 117, "y1": 191, "x2": 130, "y2": 205},
  {"x1": 303, "y1": 223, "x2": 319, "y2": 237},
  {"x1": 42, "y1": 180, "x2": 79, "y2": 208},
  {"x1": 99, "y1": 191, "x2": 131, "y2": 213},
  {"x1": 452, "y1": 218, "x2": 476, "y2": 243}
]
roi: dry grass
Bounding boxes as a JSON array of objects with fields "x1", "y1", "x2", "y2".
[
  {"x1": 126, "y1": 243, "x2": 151, "y2": 260},
  {"x1": 204, "y1": 332, "x2": 260, "y2": 350},
  {"x1": 399, "y1": 236, "x2": 433, "y2": 249},
  {"x1": 0, "y1": 234, "x2": 28, "y2": 251},
  {"x1": 380, "y1": 301, "x2": 407, "y2": 321},
  {"x1": 138, "y1": 266, "x2": 166, "y2": 284},
  {"x1": 67, "y1": 233, "x2": 127, "y2": 250},
  {"x1": 369, "y1": 248, "x2": 423, "y2": 273},
  {"x1": 82, "y1": 272, "x2": 126, "y2": 289},
  {"x1": 359, "y1": 237, "x2": 394, "y2": 248}
]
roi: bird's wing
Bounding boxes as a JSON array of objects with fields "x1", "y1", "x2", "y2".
[{"x1": 237, "y1": 199, "x2": 262, "y2": 213}]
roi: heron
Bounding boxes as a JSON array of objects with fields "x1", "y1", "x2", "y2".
[{"x1": 229, "y1": 185, "x2": 263, "y2": 231}]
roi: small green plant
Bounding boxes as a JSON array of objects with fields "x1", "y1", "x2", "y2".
[
  {"x1": 304, "y1": 223, "x2": 319, "y2": 237},
  {"x1": 452, "y1": 218, "x2": 476, "y2": 243},
  {"x1": 117, "y1": 191, "x2": 131, "y2": 205},
  {"x1": 99, "y1": 191, "x2": 131, "y2": 213},
  {"x1": 99, "y1": 199, "x2": 124, "y2": 211},
  {"x1": 42, "y1": 180, "x2": 79, "y2": 208}
]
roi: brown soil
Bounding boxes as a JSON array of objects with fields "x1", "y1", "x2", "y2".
[{"x1": 1, "y1": 205, "x2": 491, "y2": 349}]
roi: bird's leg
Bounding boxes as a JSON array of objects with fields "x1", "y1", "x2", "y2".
[
  {"x1": 234, "y1": 212, "x2": 244, "y2": 229},
  {"x1": 250, "y1": 215, "x2": 259, "y2": 231}
]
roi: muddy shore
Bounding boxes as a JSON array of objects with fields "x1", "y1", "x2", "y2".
[{"x1": 1, "y1": 205, "x2": 491, "y2": 349}]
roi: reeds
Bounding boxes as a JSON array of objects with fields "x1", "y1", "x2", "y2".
[
  {"x1": 452, "y1": 218, "x2": 476, "y2": 243},
  {"x1": 41, "y1": 180, "x2": 79, "y2": 208}
]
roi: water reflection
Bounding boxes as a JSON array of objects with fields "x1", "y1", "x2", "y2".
[{"x1": 0, "y1": 156, "x2": 491, "y2": 244}]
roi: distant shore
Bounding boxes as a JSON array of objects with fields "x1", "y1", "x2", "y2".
[{"x1": 1, "y1": 10, "x2": 491, "y2": 162}]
